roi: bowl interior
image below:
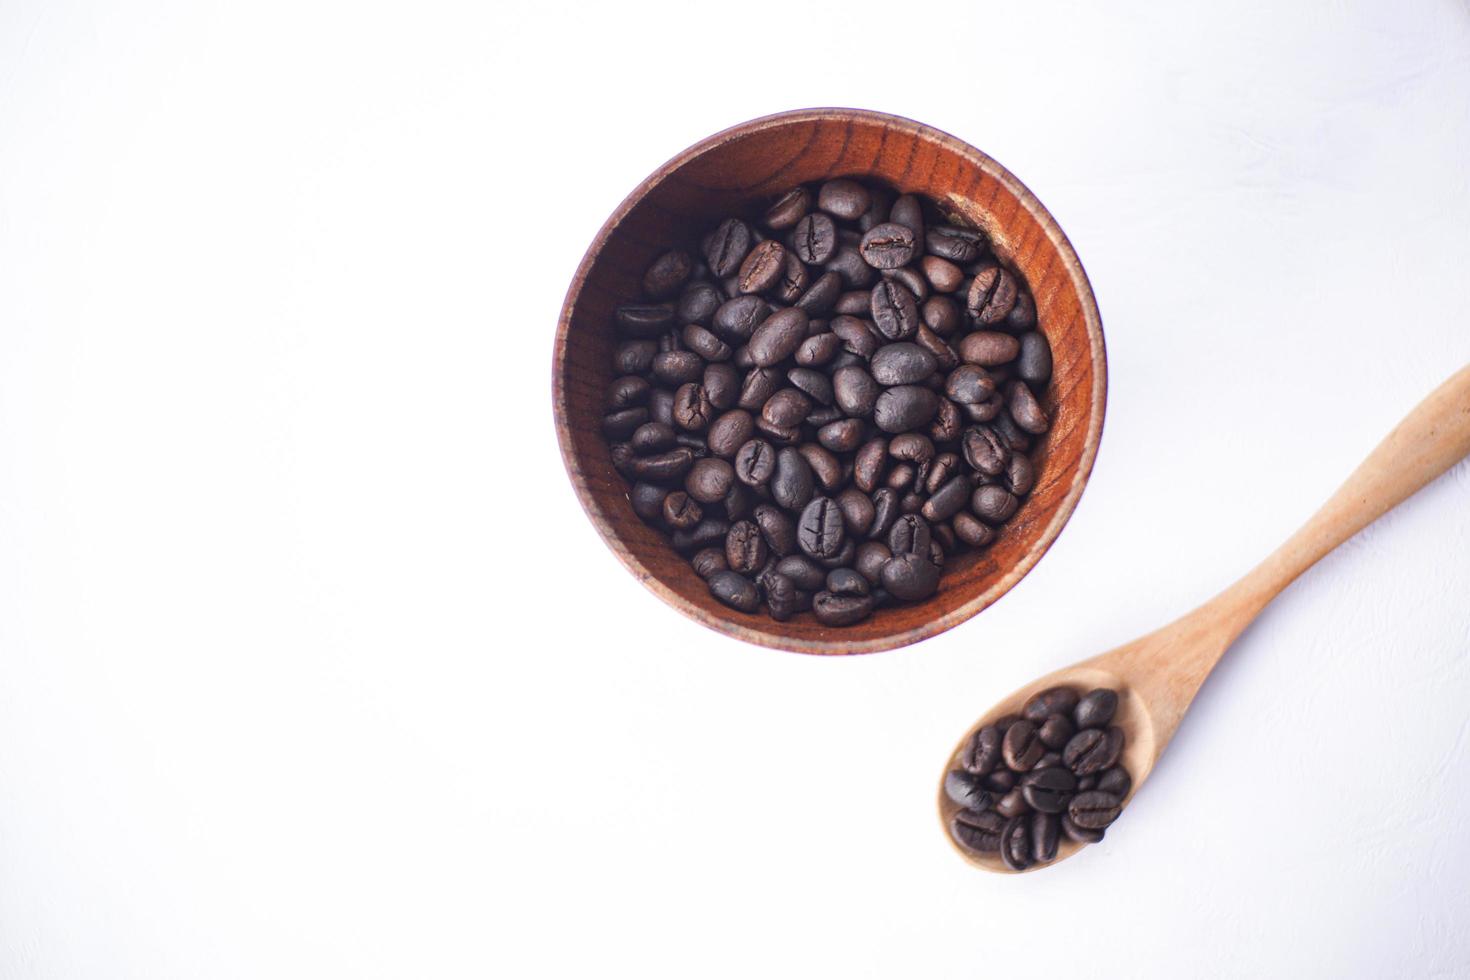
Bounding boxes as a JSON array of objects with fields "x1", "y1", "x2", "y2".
[{"x1": 554, "y1": 109, "x2": 1105, "y2": 654}]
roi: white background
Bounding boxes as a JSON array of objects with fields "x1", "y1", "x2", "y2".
[{"x1": 2, "y1": 0, "x2": 1469, "y2": 977}]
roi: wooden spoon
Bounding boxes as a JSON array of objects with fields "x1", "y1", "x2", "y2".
[{"x1": 939, "y1": 364, "x2": 1470, "y2": 873}]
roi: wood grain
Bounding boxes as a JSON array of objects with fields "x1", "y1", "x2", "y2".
[
  {"x1": 941, "y1": 363, "x2": 1470, "y2": 871},
  {"x1": 552, "y1": 108, "x2": 1108, "y2": 655}
]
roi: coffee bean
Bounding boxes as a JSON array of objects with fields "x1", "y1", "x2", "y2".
[
  {"x1": 968, "y1": 265, "x2": 1019, "y2": 324},
  {"x1": 1007, "y1": 379, "x2": 1049, "y2": 434},
  {"x1": 630, "y1": 421, "x2": 676, "y2": 455},
  {"x1": 1061, "y1": 812, "x2": 1105, "y2": 843},
  {"x1": 945, "y1": 364, "x2": 996, "y2": 404},
  {"x1": 985, "y1": 769, "x2": 1017, "y2": 794},
  {"x1": 1075, "y1": 688, "x2": 1119, "y2": 729},
  {"x1": 602, "y1": 408, "x2": 649, "y2": 439},
  {"x1": 816, "y1": 178, "x2": 870, "y2": 220},
  {"x1": 945, "y1": 770, "x2": 992, "y2": 810},
  {"x1": 615, "y1": 302, "x2": 675, "y2": 337},
  {"x1": 1030, "y1": 812, "x2": 1060, "y2": 863},
  {"x1": 761, "y1": 388, "x2": 812, "y2": 428},
  {"x1": 748, "y1": 307, "x2": 809, "y2": 366},
  {"x1": 705, "y1": 410, "x2": 755, "y2": 458},
  {"x1": 960, "y1": 425, "x2": 1009, "y2": 476},
  {"x1": 671, "y1": 516, "x2": 728, "y2": 554},
  {"x1": 1038, "y1": 713, "x2": 1075, "y2": 750},
  {"x1": 677, "y1": 281, "x2": 722, "y2": 326},
  {"x1": 1063, "y1": 727, "x2": 1124, "y2": 776},
  {"x1": 1029, "y1": 751, "x2": 1063, "y2": 773},
  {"x1": 690, "y1": 547, "x2": 727, "y2": 579},
  {"x1": 969, "y1": 485, "x2": 1017, "y2": 525},
  {"x1": 1002, "y1": 720, "x2": 1045, "y2": 770},
  {"x1": 962, "y1": 725, "x2": 1004, "y2": 775},
  {"x1": 812, "y1": 590, "x2": 873, "y2": 626},
  {"x1": 672, "y1": 382, "x2": 714, "y2": 431},
  {"x1": 763, "y1": 187, "x2": 810, "y2": 230},
  {"x1": 1021, "y1": 767, "x2": 1077, "y2": 814},
  {"x1": 629, "y1": 481, "x2": 668, "y2": 523},
  {"x1": 713, "y1": 295, "x2": 769, "y2": 343},
  {"x1": 870, "y1": 280, "x2": 921, "y2": 341},
  {"x1": 813, "y1": 418, "x2": 863, "y2": 455},
  {"x1": 704, "y1": 219, "x2": 753, "y2": 278},
  {"x1": 661, "y1": 490, "x2": 702, "y2": 530},
  {"x1": 950, "y1": 512, "x2": 993, "y2": 548},
  {"x1": 708, "y1": 570, "x2": 759, "y2": 612},
  {"x1": 870, "y1": 342, "x2": 938, "y2": 386},
  {"x1": 797, "y1": 496, "x2": 846, "y2": 560},
  {"x1": 731, "y1": 439, "x2": 775, "y2": 486},
  {"x1": 873, "y1": 385, "x2": 939, "y2": 433},
  {"x1": 682, "y1": 324, "x2": 731, "y2": 362},
  {"x1": 917, "y1": 475, "x2": 969, "y2": 523},
  {"x1": 747, "y1": 504, "x2": 795, "y2": 559},
  {"x1": 922, "y1": 295, "x2": 962, "y2": 335},
  {"x1": 925, "y1": 225, "x2": 984, "y2": 263},
  {"x1": 859, "y1": 222, "x2": 917, "y2": 269},
  {"x1": 920, "y1": 255, "x2": 963, "y2": 293},
  {"x1": 826, "y1": 567, "x2": 869, "y2": 598},
  {"x1": 614, "y1": 339, "x2": 658, "y2": 375},
  {"x1": 725, "y1": 520, "x2": 768, "y2": 573},
  {"x1": 1017, "y1": 331, "x2": 1052, "y2": 385},
  {"x1": 951, "y1": 808, "x2": 1006, "y2": 853},
  {"x1": 957, "y1": 331, "x2": 1020, "y2": 366},
  {"x1": 995, "y1": 788, "x2": 1031, "y2": 820},
  {"x1": 738, "y1": 239, "x2": 786, "y2": 294},
  {"x1": 880, "y1": 552, "x2": 940, "y2": 601},
  {"x1": 867, "y1": 486, "x2": 900, "y2": 542},
  {"x1": 1002, "y1": 452, "x2": 1035, "y2": 497},
  {"x1": 887, "y1": 193, "x2": 924, "y2": 239},
  {"x1": 774, "y1": 554, "x2": 825, "y2": 591},
  {"x1": 830, "y1": 315, "x2": 880, "y2": 359},
  {"x1": 1068, "y1": 790, "x2": 1122, "y2": 830},
  {"x1": 1022, "y1": 687, "x2": 1079, "y2": 722},
  {"x1": 1096, "y1": 767, "x2": 1132, "y2": 799},
  {"x1": 851, "y1": 437, "x2": 888, "y2": 493},
  {"x1": 791, "y1": 212, "x2": 837, "y2": 265},
  {"x1": 768, "y1": 446, "x2": 814, "y2": 511},
  {"x1": 887, "y1": 514, "x2": 932, "y2": 556},
  {"x1": 643, "y1": 249, "x2": 692, "y2": 299},
  {"x1": 855, "y1": 540, "x2": 891, "y2": 585},
  {"x1": 833, "y1": 486, "x2": 876, "y2": 537},
  {"x1": 1000, "y1": 814, "x2": 1034, "y2": 871},
  {"x1": 630, "y1": 447, "x2": 694, "y2": 483},
  {"x1": 684, "y1": 457, "x2": 735, "y2": 504}
]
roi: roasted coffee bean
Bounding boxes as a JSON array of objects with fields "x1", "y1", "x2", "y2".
[
  {"x1": 832, "y1": 365, "x2": 881, "y2": 418},
  {"x1": 631, "y1": 447, "x2": 695, "y2": 483},
  {"x1": 920, "y1": 475, "x2": 972, "y2": 523},
  {"x1": 853, "y1": 437, "x2": 887, "y2": 493},
  {"x1": 1023, "y1": 687, "x2": 1080, "y2": 722},
  {"x1": 690, "y1": 547, "x2": 727, "y2": 579},
  {"x1": 914, "y1": 325, "x2": 959, "y2": 373},
  {"x1": 713, "y1": 295, "x2": 769, "y2": 342},
  {"x1": 816, "y1": 418, "x2": 865, "y2": 454},
  {"x1": 1000, "y1": 815, "x2": 1033, "y2": 871},
  {"x1": 685, "y1": 457, "x2": 735, "y2": 504},
  {"x1": 738, "y1": 239, "x2": 786, "y2": 294},
  {"x1": 958, "y1": 331, "x2": 1020, "y2": 366},
  {"x1": 748, "y1": 307, "x2": 809, "y2": 366},
  {"x1": 925, "y1": 225, "x2": 983, "y2": 263},
  {"x1": 774, "y1": 251, "x2": 809, "y2": 304},
  {"x1": 794, "y1": 445, "x2": 838, "y2": 494},
  {"x1": 763, "y1": 571, "x2": 812, "y2": 621},
  {"x1": 672, "y1": 382, "x2": 714, "y2": 431},
  {"x1": 929, "y1": 398, "x2": 963, "y2": 443},
  {"x1": 945, "y1": 770, "x2": 992, "y2": 810},
  {"x1": 1017, "y1": 331, "x2": 1052, "y2": 385},
  {"x1": 972, "y1": 485, "x2": 1019, "y2": 524},
  {"x1": 770, "y1": 446, "x2": 815, "y2": 511},
  {"x1": 1038, "y1": 713, "x2": 1075, "y2": 750},
  {"x1": 870, "y1": 280, "x2": 921, "y2": 341},
  {"x1": 945, "y1": 364, "x2": 996, "y2": 404},
  {"x1": 990, "y1": 410, "x2": 1033, "y2": 453},
  {"x1": 833, "y1": 290, "x2": 871, "y2": 315},
  {"x1": 880, "y1": 552, "x2": 940, "y2": 601},
  {"x1": 873, "y1": 385, "x2": 939, "y2": 433},
  {"x1": 995, "y1": 788, "x2": 1031, "y2": 820},
  {"x1": 1031, "y1": 813, "x2": 1060, "y2": 863},
  {"x1": 795, "y1": 331, "x2": 842, "y2": 367},
  {"x1": 830, "y1": 315, "x2": 880, "y2": 359},
  {"x1": 870, "y1": 342, "x2": 937, "y2": 385},
  {"x1": 812, "y1": 590, "x2": 873, "y2": 626},
  {"x1": 855, "y1": 540, "x2": 891, "y2": 585},
  {"x1": 962, "y1": 726, "x2": 1004, "y2": 775},
  {"x1": 615, "y1": 302, "x2": 676, "y2": 337},
  {"x1": 763, "y1": 187, "x2": 810, "y2": 230},
  {"x1": 705, "y1": 410, "x2": 755, "y2": 457},
  {"x1": 749, "y1": 504, "x2": 796, "y2": 558},
  {"x1": 868, "y1": 486, "x2": 900, "y2": 541},
  {"x1": 661, "y1": 490, "x2": 702, "y2": 530},
  {"x1": 963, "y1": 392, "x2": 1005, "y2": 423},
  {"x1": 887, "y1": 193, "x2": 924, "y2": 239},
  {"x1": 951, "y1": 808, "x2": 1006, "y2": 853},
  {"x1": 708, "y1": 570, "x2": 759, "y2": 612},
  {"x1": 859, "y1": 222, "x2": 917, "y2": 269},
  {"x1": 603, "y1": 408, "x2": 649, "y2": 439},
  {"x1": 792, "y1": 212, "x2": 837, "y2": 265},
  {"x1": 614, "y1": 339, "x2": 658, "y2": 375},
  {"x1": 682, "y1": 323, "x2": 732, "y2": 362},
  {"x1": 702, "y1": 363, "x2": 740, "y2": 411},
  {"x1": 736, "y1": 367, "x2": 781, "y2": 413},
  {"x1": 795, "y1": 270, "x2": 842, "y2": 316},
  {"x1": 968, "y1": 265, "x2": 1019, "y2": 324},
  {"x1": 920, "y1": 255, "x2": 963, "y2": 293},
  {"x1": 1061, "y1": 812, "x2": 1105, "y2": 843},
  {"x1": 1021, "y1": 767, "x2": 1077, "y2": 814},
  {"x1": 951, "y1": 512, "x2": 995, "y2": 548},
  {"x1": 886, "y1": 265, "x2": 929, "y2": 303},
  {"x1": 835, "y1": 487, "x2": 876, "y2": 537},
  {"x1": 1006, "y1": 291, "x2": 1037, "y2": 331},
  {"x1": 817, "y1": 178, "x2": 870, "y2": 220},
  {"x1": 1068, "y1": 791, "x2": 1123, "y2": 830},
  {"x1": 671, "y1": 516, "x2": 728, "y2": 554},
  {"x1": 786, "y1": 367, "x2": 834, "y2": 407},
  {"x1": 922, "y1": 295, "x2": 963, "y2": 335},
  {"x1": 984, "y1": 769, "x2": 1017, "y2": 794},
  {"x1": 725, "y1": 520, "x2": 768, "y2": 573},
  {"x1": 887, "y1": 514, "x2": 932, "y2": 556},
  {"x1": 885, "y1": 463, "x2": 915, "y2": 493},
  {"x1": 1075, "y1": 688, "x2": 1119, "y2": 729},
  {"x1": 774, "y1": 554, "x2": 826, "y2": 591},
  {"x1": 762, "y1": 388, "x2": 813, "y2": 428},
  {"x1": 1003, "y1": 452, "x2": 1035, "y2": 497},
  {"x1": 1063, "y1": 727, "x2": 1124, "y2": 776},
  {"x1": 704, "y1": 219, "x2": 753, "y2": 277},
  {"x1": 630, "y1": 421, "x2": 677, "y2": 455},
  {"x1": 677, "y1": 281, "x2": 722, "y2": 326},
  {"x1": 724, "y1": 483, "x2": 752, "y2": 521},
  {"x1": 652, "y1": 350, "x2": 704, "y2": 387},
  {"x1": 1007, "y1": 379, "x2": 1049, "y2": 434},
  {"x1": 643, "y1": 249, "x2": 692, "y2": 299},
  {"x1": 733, "y1": 439, "x2": 776, "y2": 486},
  {"x1": 826, "y1": 567, "x2": 869, "y2": 597},
  {"x1": 1029, "y1": 751, "x2": 1064, "y2": 773},
  {"x1": 1002, "y1": 720, "x2": 1045, "y2": 771},
  {"x1": 629, "y1": 481, "x2": 668, "y2": 523},
  {"x1": 1076, "y1": 775, "x2": 1098, "y2": 792},
  {"x1": 961, "y1": 425, "x2": 1009, "y2": 476},
  {"x1": 824, "y1": 245, "x2": 876, "y2": 289},
  {"x1": 1096, "y1": 767, "x2": 1132, "y2": 799},
  {"x1": 797, "y1": 496, "x2": 846, "y2": 560}
]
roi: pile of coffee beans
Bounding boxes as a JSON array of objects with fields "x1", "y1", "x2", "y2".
[
  {"x1": 945, "y1": 686, "x2": 1129, "y2": 871},
  {"x1": 601, "y1": 176, "x2": 1054, "y2": 626}
]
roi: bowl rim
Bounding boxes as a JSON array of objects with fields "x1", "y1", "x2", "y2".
[{"x1": 552, "y1": 106, "x2": 1107, "y2": 655}]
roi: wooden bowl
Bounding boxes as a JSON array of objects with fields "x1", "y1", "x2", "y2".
[{"x1": 552, "y1": 108, "x2": 1106, "y2": 655}]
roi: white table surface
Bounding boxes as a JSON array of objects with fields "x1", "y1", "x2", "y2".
[{"x1": 3, "y1": 0, "x2": 1469, "y2": 976}]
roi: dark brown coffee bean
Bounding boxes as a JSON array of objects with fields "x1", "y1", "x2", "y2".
[
  {"x1": 928, "y1": 398, "x2": 961, "y2": 443},
  {"x1": 643, "y1": 249, "x2": 692, "y2": 299},
  {"x1": 614, "y1": 339, "x2": 658, "y2": 375},
  {"x1": 671, "y1": 516, "x2": 729, "y2": 555},
  {"x1": 1021, "y1": 767, "x2": 1077, "y2": 814},
  {"x1": 628, "y1": 481, "x2": 668, "y2": 523},
  {"x1": 920, "y1": 255, "x2": 963, "y2": 293},
  {"x1": 1068, "y1": 790, "x2": 1123, "y2": 830},
  {"x1": 630, "y1": 421, "x2": 677, "y2": 455},
  {"x1": 1005, "y1": 291, "x2": 1036, "y2": 331},
  {"x1": 870, "y1": 280, "x2": 921, "y2": 341},
  {"x1": 630, "y1": 447, "x2": 694, "y2": 483},
  {"x1": 690, "y1": 547, "x2": 727, "y2": 579},
  {"x1": 1063, "y1": 727, "x2": 1124, "y2": 776},
  {"x1": 887, "y1": 513, "x2": 932, "y2": 556},
  {"x1": 615, "y1": 302, "x2": 675, "y2": 338},
  {"x1": 706, "y1": 410, "x2": 755, "y2": 457},
  {"x1": 761, "y1": 388, "x2": 812, "y2": 428},
  {"x1": 1096, "y1": 767, "x2": 1132, "y2": 799},
  {"x1": 1017, "y1": 331, "x2": 1052, "y2": 385},
  {"x1": 782, "y1": 367, "x2": 833, "y2": 407},
  {"x1": 836, "y1": 487, "x2": 876, "y2": 536},
  {"x1": 602, "y1": 408, "x2": 649, "y2": 439},
  {"x1": 770, "y1": 446, "x2": 815, "y2": 511},
  {"x1": 735, "y1": 367, "x2": 779, "y2": 413},
  {"x1": 733, "y1": 439, "x2": 776, "y2": 486},
  {"x1": 995, "y1": 789, "x2": 1031, "y2": 820},
  {"x1": 967, "y1": 264, "x2": 1019, "y2": 324},
  {"x1": 737, "y1": 239, "x2": 786, "y2": 294},
  {"x1": 701, "y1": 363, "x2": 739, "y2": 411},
  {"x1": 682, "y1": 324, "x2": 731, "y2": 362},
  {"x1": 812, "y1": 590, "x2": 873, "y2": 626},
  {"x1": 925, "y1": 225, "x2": 984, "y2": 263},
  {"x1": 962, "y1": 725, "x2": 1003, "y2": 775},
  {"x1": 797, "y1": 496, "x2": 846, "y2": 560},
  {"x1": 1031, "y1": 812, "x2": 1060, "y2": 863},
  {"x1": 774, "y1": 554, "x2": 825, "y2": 591},
  {"x1": 832, "y1": 365, "x2": 880, "y2": 418},
  {"x1": 990, "y1": 410, "x2": 1032, "y2": 453},
  {"x1": 818, "y1": 418, "x2": 866, "y2": 454},
  {"x1": 712, "y1": 295, "x2": 769, "y2": 343},
  {"x1": 887, "y1": 193, "x2": 924, "y2": 238},
  {"x1": 950, "y1": 512, "x2": 994, "y2": 548},
  {"x1": 796, "y1": 444, "x2": 839, "y2": 493},
  {"x1": 660, "y1": 490, "x2": 702, "y2": 530},
  {"x1": 944, "y1": 770, "x2": 992, "y2": 810},
  {"x1": 1002, "y1": 719, "x2": 1045, "y2": 771},
  {"x1": 794, "y1": 331, "x2": 842, "y2": 367},
  {"x1": 825, "y1": 567, "x2": 869, "y2": 598},
  {"x1": 790, "y1": 211, "x2": 837, "y2": 264},
  {"x1": 913, "y1": 326, "x2": 959, "y2": 372},
  {"x1": 870, "y1": 342, "x2": 937, "y2": 386},
  {"x1": 1039, "y1": 713, "x2": 1075, "y2": 750},
  {"x1": 816, "y1": 178, "x2": 869, "y2": 220},
  {"x1": 1075, "y1": 688, "x2": 1119, "y2": 729},
  {"x1": 651, "y1": 351, "x2": 704, "y2": 388},
  {"x1": 685, "y1": 457, "x2": 734, "y2": 504},
  {"x1": 830, "y1": 315, "x2": 880, "y2": 359},
  {"x1": 677, "y1": 281, "x2": 722, "y2": 326},
  {"x1": 704, "y1": 219, "x2": 753, "y2": 278},
  {"x1": 748, "y1": 307, "x2": 809, "y2": 366},
  {"x1": 920, "y1": 475, "x2": 972, "y2": 523},
  {"x1": 972, "y1": 485, "x2": 1019, "y2": 524},
  {"x1": 853, "y1": 437, "x2": 887, "y2": 492},
  {"x1": 1061, "y1": 812, "x2": 1105, "y2": 843},
  {"x1": 763, "y1": 187, "x2": 810, "y2": 230},
  {"x1": 672, "y1": 382, "x2": 714, "y2": 431},
  {"x1": 1003, "y1": 452, "x2": 1035, "y2": 496},
  {"x1": 961, "y1": 425, "x2": 1009, "y2": 476},
  {"x1": 762, "y1": 571, "x2": 811, "y2": 621},
  {"x1": 951, "y1": 808, "x2": 1006, "y2": 853},
  {"x1": 945, "y1": 364, "x2": 996, "y2": 404},
  {"x1": 922, "y1": 295, "x2": 962, "y2": 335},
  {"x1": 858, "y1": 221, "x2": 917, "y2": 269},
  {"x1": 774, "y1": 251, "x2": 809, "y2": 305},
  {"x1": 873, "y1": 385, "x2": 939, "y2": 433},
  {"x1": 752, "y1": 504, "x2": 797, "y2": 558},
  {"x1": 1007, "y1": 379, "x2": 1049, "y2": 434},
  {"x1": 855, "y1": 540, "x2": 891, "y2": 585},
  {"x1": 984, "y1": 769, "x2": 1017, "y2": 794},
  {"x1": 708, "y1": 570, "x2": 759, "y2": 612},
  {"x1": 1000, "y1": 815, "x2": 1034, "y2": 871},
  {"x1": 867, "y1": 487, "x2": 900, "y2": 541},
  {"x1": 879, "y1": 552, "x2": 940, "y2": 601},
  {"x1": 957, "y1": 331, "x2": 1020, "y2": 367},
  {"x1": 1023, "y1": 686, "x2": 1080, "y2": 721},
  {"x1": 725, "y1": 520, "x2": 768, "y2": 574}
]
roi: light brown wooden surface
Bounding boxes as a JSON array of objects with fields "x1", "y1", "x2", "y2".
[
  {"x1": 552, "y1": 108, "x2": 1108, "y2": 655},
  {"x1": 941, "y1": 364, "x2": 1470, "y2": 872}
]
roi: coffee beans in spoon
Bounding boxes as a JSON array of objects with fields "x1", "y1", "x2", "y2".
[
  {"x1": 945, "y1": 686, "x2": 1129, "y2": 870},
  {"x1": 602, "y1": 178, "x2": 1055, "y2": 627}
]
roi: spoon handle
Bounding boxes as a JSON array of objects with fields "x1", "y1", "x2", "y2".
[{"x1": 1223, "y1": 363, "x2": 1470, "y2": 619}]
